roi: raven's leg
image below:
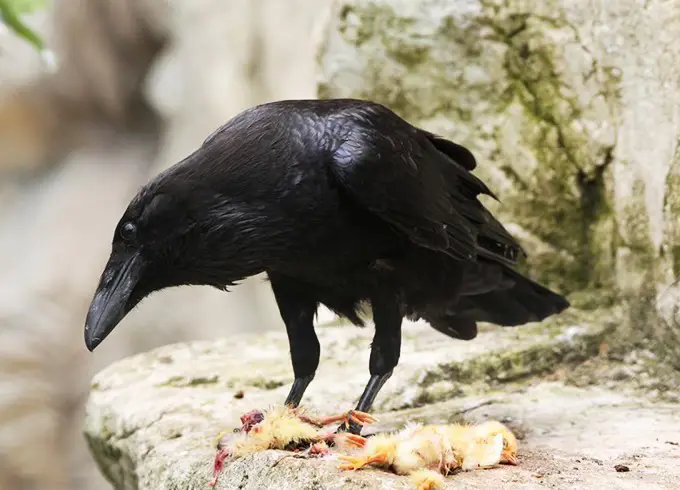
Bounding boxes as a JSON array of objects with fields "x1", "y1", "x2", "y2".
[
  {"x1": 268, "y1": 274, "x2": 320, "y2": 408},
  {"x1": 338, "y1": 295, "x2": 402, "y2": 434}
]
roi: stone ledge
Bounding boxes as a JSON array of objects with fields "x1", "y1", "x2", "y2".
[{"x1": 82, "y1": 317, "x2": 649, "y2": 489}]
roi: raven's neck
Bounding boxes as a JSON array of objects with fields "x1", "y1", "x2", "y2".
[{"x1": 184, "y1": 207, "x2": 293, "y2": 289}]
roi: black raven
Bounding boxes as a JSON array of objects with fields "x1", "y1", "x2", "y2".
[{"x1": 84, "y1": 98, "x2": 569, "y2": 433}]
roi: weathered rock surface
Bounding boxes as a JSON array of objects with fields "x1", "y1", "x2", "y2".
[
  {"x1": 316, "y1": 0, "x2": 680, "y2": 310},
  {"x1": 84, "y1": 317, "x2": 680, "y2": 489}
]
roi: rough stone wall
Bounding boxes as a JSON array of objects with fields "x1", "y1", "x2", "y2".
[{"x1": 317, "y1": 0, "x2": 680, "y2": 308}]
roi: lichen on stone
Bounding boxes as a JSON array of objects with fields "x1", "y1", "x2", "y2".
[{"x1": 157, "y1": 375, "x2": 220, "y2": 388}]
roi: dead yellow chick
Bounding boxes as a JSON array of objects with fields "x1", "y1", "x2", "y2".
[
  {"x1": 467, "y1": 420, "x2": 519, "y2": 467},
  {"x1": 338, "y1": 420, "x2": 519, "y2": 490},
  {"x1": 338, "y1": 422, "x2": 462, "y2": 489},
  {"x1": 210, "y1": 405, "x2": 372, "y2": 486},
  {"x1": 223, "y1": 405, "x2": 371, "y2": 457}
]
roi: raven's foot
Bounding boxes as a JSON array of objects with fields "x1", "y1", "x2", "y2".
[
  {"x1": 337, "y1": 450, "x2": 389, "y2": 471},
  {"x1": 322, "y1": 410, "x2": 377, "y2": 436},
  {"x1": 334, "y1": 410, "x2": 379, "y2": 435},
  {"x1": 335, "y1": 418, "x2": 364, "y2": 435}
]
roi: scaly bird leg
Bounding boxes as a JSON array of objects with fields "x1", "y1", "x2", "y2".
[
  {"x1": 337, "y1": 295, "x2": 402, "y2": 435},
  {"x1": 337, "y1": 451, "x2": 390, "y2": 471},
  {"x1": 269, "y1": 274, "x2": 321, "y2": 409},
  {"x1": 336, "y1": 374, "x2": 393, "y2": 434},
  {"x1": 284, "y1": 375, "x2": 315, "y2": 407}
]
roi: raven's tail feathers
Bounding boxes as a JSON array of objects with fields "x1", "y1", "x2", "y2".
[{"x1": 425, "y1": 266, "x2": 570, "y2": 340}]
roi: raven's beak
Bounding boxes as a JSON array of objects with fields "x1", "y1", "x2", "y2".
[{"x1": 84, "y1": 253, "x2": 143, "y2": 352}]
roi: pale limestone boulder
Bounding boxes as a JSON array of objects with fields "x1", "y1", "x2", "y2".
[{"x1": 83, "y1": 319, "x2": 680, "y2": 489}]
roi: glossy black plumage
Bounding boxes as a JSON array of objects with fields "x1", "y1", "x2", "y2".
[{"x1": 84, "y1": 99, "x2": 570, "y2": 431}]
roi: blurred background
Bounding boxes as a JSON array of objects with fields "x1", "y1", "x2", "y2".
[
  {"x1": 0, "y1": 0, "x2": 335, "y2": 488},
  {"x1": 2, "y1": 0, "x2": 680, "y2": 489}
]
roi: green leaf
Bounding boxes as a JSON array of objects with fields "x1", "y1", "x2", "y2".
[
  {"x1": 4, "y1": 0, "x2": 47, "y2": 15},
  {"x1": 0, "y1": 0, "x2": 49, "y2": 51}
]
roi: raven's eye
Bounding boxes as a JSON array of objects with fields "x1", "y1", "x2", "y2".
[{"x1": 120, "y1": 222, "x2": 137, "y2": 241}]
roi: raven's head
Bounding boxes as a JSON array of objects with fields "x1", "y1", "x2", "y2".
[{"x1": 83, "y1": 168, "x2": 261, "y2": 352}]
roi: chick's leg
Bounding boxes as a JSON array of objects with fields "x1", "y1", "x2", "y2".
[
  {"x1": 338, "y1": 451, "x2": 390, "y2": 471},
  {"x1": 298, "y1": 409, "x2": 377, "y2": 428},
  {"x1": 338, "y1": 295, "x2": 402, "y2": 434},
  {"x1": 269, "y1": 274, "x2": 320, "y2": 408},
  {"x1": 408, "y1": 469, "x2": 446, "y2": 490}
]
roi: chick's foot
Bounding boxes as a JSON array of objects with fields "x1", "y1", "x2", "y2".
[
  {"x1": 298, "y1": 409, "x2": 377, "y2": 428},
  {"x1": 409, "y1": 469, "x2": 445, "y2": 490},
  {"x1": 337, "y1": 451, "x2": 389, "y2": 471},
  {"x1": 323, "y1": 432, "x2": 367, "y2": 449}
]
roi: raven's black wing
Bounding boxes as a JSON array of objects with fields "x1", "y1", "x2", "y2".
[{"x1": 327, "y1": 105, "x2": 523, "y2": 266}]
